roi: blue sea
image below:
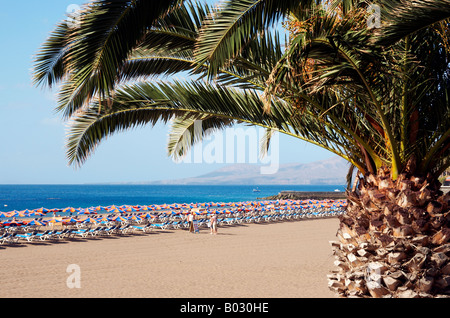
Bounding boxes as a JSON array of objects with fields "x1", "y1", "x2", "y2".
[{"x1": 0, "y1": 184, "x2": 346, "y2": 212}]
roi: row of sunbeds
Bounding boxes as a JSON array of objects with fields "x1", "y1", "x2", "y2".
[
  {"x1": 212, "y1": 208, "x2": 345, "y2": 226},
  {"x1": 0, "y1": 207, "x2": 346, "y2": 245},
  {"x1": 0, "y1": 224, "x2": 133, "y2": 244}
]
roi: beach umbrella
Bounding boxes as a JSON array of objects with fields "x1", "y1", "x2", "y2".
[
  {"x1": 108, "y1": 207, "x2": 122, "y2": 214},
  {"x1": 112, "y1": 216, "x2": 127, "y2": 222},
  {"x1": 28, "y1": 211, "x2": 46, "y2": 217},
  {"x1": 82, "y1": 217, "x2": 97, "y2": 224},
  {"x1": 107, "y1": 205, "x2": 120, "y2": 212},
  {"x1": 27, "y1": 220, "x2": 46, "y2": 227},
  {"x1": 77, "y1": 208, "x2": 94, "y2": 215},
  {"x1": 2, "y1": 220, "x2": 23, "y2": 227},
  {"x1": 94, "y1": 206, "x2": 108, "y2": 212},
  {"x1": 96, "y1": 216, "x2": 110, "y2": 222},
  {"x1": 139, "y1": 213, "x2": 155, "y2": 219},
  {"x1": 128, "y1": 215, "x2": 142, "y2": 222},
  {"x1": 9, "y1": 211, "x2": 21, "y2": 217},
  {"x1": 63, "y1": 207, "x2": 77, "y2": 213},
  {"x1": 168, "y1": 210, "x2": 180, "y2": 215},
  {"x1": 21, "y1": 209, "x2": 33, "y2": 216},
  {"x1": 62, "y1": 218, "x2": 79, "y2": 225}
]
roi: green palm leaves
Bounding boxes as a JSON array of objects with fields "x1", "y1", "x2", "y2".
[
  {"x1": 33, "y1": 0, "x2": 450, "y2": 181},
  {"x1": 34, "y1": 0, "x2": 184, "y2": 118}
]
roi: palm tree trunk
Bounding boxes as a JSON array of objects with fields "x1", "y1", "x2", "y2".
[{"x1": 328, "y1": 167, "x2": 450, "y2": 298}]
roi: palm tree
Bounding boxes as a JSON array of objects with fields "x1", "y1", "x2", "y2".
[{"x1": 33, "y1": 0, "x2": 450, "y2": 297}]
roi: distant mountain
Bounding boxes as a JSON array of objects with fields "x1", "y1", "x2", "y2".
[{"x1": 149, "y1": 156, "x2": 349, "y2": 185}]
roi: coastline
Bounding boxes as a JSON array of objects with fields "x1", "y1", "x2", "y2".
[
  {"x1": 263, "y1": 187, "x2": 449, "y2": 201},
  {"x1": 260, "y1": 191, "x2": 347, "y2": 201}
]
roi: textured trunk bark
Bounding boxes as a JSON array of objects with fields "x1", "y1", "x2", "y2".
[{"x1": 328, "y1": 167, "x2": 450, "y2": 297}]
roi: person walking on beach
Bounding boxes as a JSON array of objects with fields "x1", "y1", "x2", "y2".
[
  {"x1": 210, "y1": 212, "x2": 218, "y2": 235},
  {"x1": 188, "y1": 211, "x2": 194, "y2": 233}
]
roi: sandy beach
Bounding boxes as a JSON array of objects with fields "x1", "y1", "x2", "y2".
[{"x1": 0, "y1": 217, "x2": 339, "y2": 298}]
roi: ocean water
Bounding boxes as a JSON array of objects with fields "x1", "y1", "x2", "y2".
[{"x1": 0, "y1": 184, "x2": 346, "y2": 212}]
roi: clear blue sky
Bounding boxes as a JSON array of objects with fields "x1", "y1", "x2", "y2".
[{"x1": 0, "y1": 0, "x2": 333, "y2": 184}]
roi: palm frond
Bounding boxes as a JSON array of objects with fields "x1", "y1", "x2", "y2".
[
  {"x1": 118, "y1": 51, "x2": 198, "y2": 83},
  {"x1": 34, "y1": 0, "x2": 184, "y2": 118},
  {"x1": 194, "y1": 0, "x2": 301, "y2": 76},
  {"x1": 168, "y1": 114, "x2": 234, "y2": 161},
  {"x1": 66, "y1": 80, "x2": 362, "y2": 168},
  {"x1": 259, "y1": 128, "x2": 275, "y2": 159},
  {"x1": 33, "y1": 21, "x2": 72, "y2": 88},
  {"x1": 377, "y1": 0, "x2": 450, "y2": 46}
]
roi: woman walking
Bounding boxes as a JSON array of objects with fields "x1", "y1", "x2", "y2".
[
  {"x1": 188, "y1": 211, "x2": 194, "y2": 233},
  {"x1": 210, "y1": 212, "x2": 217, "y2": 235}
]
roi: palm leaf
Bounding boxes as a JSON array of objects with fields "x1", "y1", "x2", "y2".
[
  {"x1": 33, "y1": 21, "x2": 72, "y2": 88},
  {"x1": 35, "y1": 0, "x2": 184, "y2": 119},
  {"x1": 66, "y1": 80, "x2": 363, "y2": 171},
  {"x1": 168, "y1": 114, "x2": 235, "y2": 161},
  {"x1": 259, "y1": 128, "x2": 275, "y2": 159},
  {"x1": 194, "y1": 0, "x2": 301, "y2": 76},
  {"x1": 377, "y1": 0, "x2": 450, "y2": 46}
]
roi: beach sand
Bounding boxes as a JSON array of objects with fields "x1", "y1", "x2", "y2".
[{"x1": 0, "y1": 218, "x2": 339, "y2": 298}]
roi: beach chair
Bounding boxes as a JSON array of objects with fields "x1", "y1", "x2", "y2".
[
  {"x1": 0, "y1": 233, "x2": 13, "y2": 244},
  {"x1": 40, "y1": 230, "x2": 58, "y2": 240},
  {"x1": 224, "y1": 218, "x2": 234, "y2": 225},
  {"x1": 4, "y1": 233, "x2": 20, "y2": 244},
  {"x1": 173, "y1": 220, "x2": 184, "y2": 229},
  {"x1": 243, "y1": 216, "x2": 253, "y2": 223},
  {"x1": 236, "y1": 217, "x2": 245, "y2": 224},
  {"x1": 151, "y1": 222, "x2": 170, "y2": 230},
  {"x1": 32, "y1": 230, "x2": 52, "y2": 241},
  {"x1": 47, "y1": 229, "x2": 67, "y2": 240},
  {"x1": 103, "y1": 225, "x2": 117, "y2": 235},
  {"x1": 0, "y1": 233, "x2": 7, "y2": 244},
  {"x1": 71, "y1": 228, "x2": 89, "y2": 238},
  {"x1": 16, "y1": 231, "x2": 38, "y2": 242},
  {"x1": 113, "y1": 224, "x2": 131, "y2": 235},
  {"x1": 97, "y1": 227, "x2": 109, "y2": 235},
  {"x1": 132, "y1": 224, "x2": 152, "y2": 233},
  {"x1": 59, "y1": 229, "x2": 74, "y2": 239},
  {"x1": 85, "y1": 227, "x2": 102, "y2": 237},
  {"x1": 93, "y1": 226, "x2": 107, "y2": 236},
  {"x1": 216, "y1": 218, "x2": 225, "y2": 225},
  {"x1": 194, "y1": 219, "x2": 205, "y2": 228}
]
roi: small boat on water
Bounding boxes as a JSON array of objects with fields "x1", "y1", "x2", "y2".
[{"x1": 253, "y1": 187, "x2": 261, "y2": 192}]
